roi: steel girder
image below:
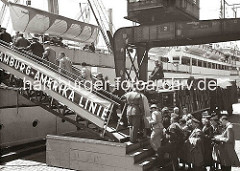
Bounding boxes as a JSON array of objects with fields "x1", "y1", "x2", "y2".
[{"x1": 113, "y1": 18, "x2": 240, "y2": 81}]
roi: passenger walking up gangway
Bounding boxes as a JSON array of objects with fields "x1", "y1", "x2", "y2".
[{"x1": 0, "y1": 40, "x2": 128, "y2": 142}]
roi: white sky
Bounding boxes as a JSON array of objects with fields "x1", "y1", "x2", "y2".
[
  {"x1": 102, "y1": 0, "x2": 240, "y2": 29},
  {"x1": 27, "y1": 0, "x2": 240, "y2": 29},
  {"x1": 22, "y1": 0, "x2": 240, "y2": 30}
]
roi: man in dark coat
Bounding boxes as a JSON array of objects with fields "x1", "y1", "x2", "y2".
[
  {"x1": 149, "y1": 60, "x2": 164, "y2": 81},
  {"x1": 25, "y1": 37, "x2": 44, "y2": 58},
  {"x1": 14, "y1": 33, "x2": 30, "y2": 49},
  {"x1": 213, "y1": 116, "x2": 240, "y2": 171},
  {"x1": 157, "y1": 115, "x2": 184, "y2": 169},
  {"x1": 187, "y1": 117, "x2": 205, "y2": 171},
  {"x1": 210, "y1": 114, "x2": 223, "y2": 170},
  {"x1": 0, "y1": 27, "x2": 12, "y2": 45},
  {"x1": 201, "y1": 115, "x2": 214, "y2": 170},
  {"x1": 43, "y1": 46, "x2": 57, "y2": 64}
]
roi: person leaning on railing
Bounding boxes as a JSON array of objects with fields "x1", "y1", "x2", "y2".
[
  {"x1": 0, "y1": 27, "x2": 12, "y2": 46},
  {"x1": 58, "y1": 52, "x2": 72, "y2": 76},
  {"x1": 25, "y1": 37, "x2": 44, "y2": 58},
  {"x1": 43, "y1": 46, "x2": 57, "y2": 67},
  {"x1": 13, "y1": 33, "x2": 30, "y2": 49}
]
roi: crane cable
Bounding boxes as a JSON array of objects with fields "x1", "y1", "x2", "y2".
[{"x1": 87, "y1": 0, "x2": 112, "y2": 51}]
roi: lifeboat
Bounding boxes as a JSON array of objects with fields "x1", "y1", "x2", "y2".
[{"x1": 6, "y1": 2, "x2": 98, "y2": 43}]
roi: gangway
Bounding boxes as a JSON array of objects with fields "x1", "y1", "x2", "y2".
[{"x1": 0, "y1": 41, "x2": 128, "y2": 142}]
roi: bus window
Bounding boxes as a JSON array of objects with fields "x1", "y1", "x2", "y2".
[
  {"x1": 173, "y1": 56, "x2": 180, "y2": 64},
  {"x1": 182, "y1": 56, "x2": 190, "y2": 65},
  {"x1": 160, "y1": 57, "x2": 169, "y2": 62},
  {"x1": 198, "y1": 60, "x2": 203, "y2": 67},
  {"x1": 208, "y1": 62, "x2": 211, "y2": 68},
  {"x1": 212, "y1": 63, "x2": 216, "y2": 69},
  {"x1": 203, "y1": 61, "x2": 207, "y2": 68},
  {"x1": 192, "y1": 58, "x2": 197, "y2": 66}
]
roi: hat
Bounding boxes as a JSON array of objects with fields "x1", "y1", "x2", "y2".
[
  {"x1": 150, "y1": 104, "x2": 158, "y2": 109},
  {"x1": 220, "y1": 115, "x2": 228, "y2": 121},
  {"x1": 202, "y1": 111, "x2": 211, "y2": 118},
  {"x1": 162, "y1": 107, "x2": 169, "y2": 111},
  {"x1": 174, "y1": 107, "x2": 179, "y2": 110},
  {"x1": 210, "y1": 115, "x2": 218, "y2": 121},
  {"x1": 96, "y1": 73, "x2": 103, "y2": 78},
  {"x1": 192, "y1": 117, "x2": 200, "y2": 124}
]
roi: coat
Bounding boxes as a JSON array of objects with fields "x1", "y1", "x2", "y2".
[
  {"x1": 149, "y1": 111, "x2": 163, "y2": 151},
  {"x1": 26, "y1": 41, "x2": 44, "y2": 57},
  {"x1": 149, "y1": 65, "x2": 164, "y2": 81},
  {"x1": 214, "y1": 122, "x2": 240, "y2": 167},
  {"x1": 43, "y1": 47, "x2": 57, "y2": 64},
  {"x1": 202, "y1": 124, "x2": 214, "y2": 166},
  {"x1": 59, "y1": 57, "x2": 72, "y2": 75},
  {"x1": 81, "y1": 67, "x2": 91, "y2": 81},
  {"x1": 123, "y1": 91, "x2": 144, "y2": 116},
  {"x1": 142, "y1": 94, "x2": 151, "y2": 128},
  {"x1": 14, "y1": 37, "x2": 30, "y2": 48},
  {"x1": 187, "y1": 128, "x2": 205, "y2": 166},
  {"x1": 0, "y1": 31, "x2": 12, "y2": 44}
]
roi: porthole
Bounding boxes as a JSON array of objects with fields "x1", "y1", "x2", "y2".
[
  {"x1": 32, "y1": 120, "x2": 39, "y2": 127},
  {"x1": 0, "y1": 124, "x2": 3, "y2": 130}
]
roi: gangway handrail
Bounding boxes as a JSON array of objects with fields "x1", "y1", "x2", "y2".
[
  {"x1": 0, "y1": 40, "x2": 121, "y2": 106},
  {"x1": 71, "y1": 65, "x2": 122, "y2": 102}
]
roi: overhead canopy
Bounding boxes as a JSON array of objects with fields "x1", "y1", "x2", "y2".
[{"x1": 8, "y1": 2, "x2": 98, "y2": 43}]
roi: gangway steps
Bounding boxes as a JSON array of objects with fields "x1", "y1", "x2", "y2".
[
  {"x1": 0, "y1": 70, "x2": 128, "y2": 142},
  {"x1": 0, "y1": 42, "x2": 128, "y2": 142}
]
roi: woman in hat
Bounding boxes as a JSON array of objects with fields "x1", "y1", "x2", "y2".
[
  {"x1": 161, "y1": 107, "x2": 171, "y2": 129},
  {"x1": 148, "y1": 104, "x2": 163, "y2": 152}
]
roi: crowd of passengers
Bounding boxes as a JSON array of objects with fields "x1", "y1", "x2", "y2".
[
  {"x1": 120, "y1": 88, "x2": 240, "y2": 171},
  {"x1": 0, "y1": 28, "x2": 96, "y2": 79}
]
